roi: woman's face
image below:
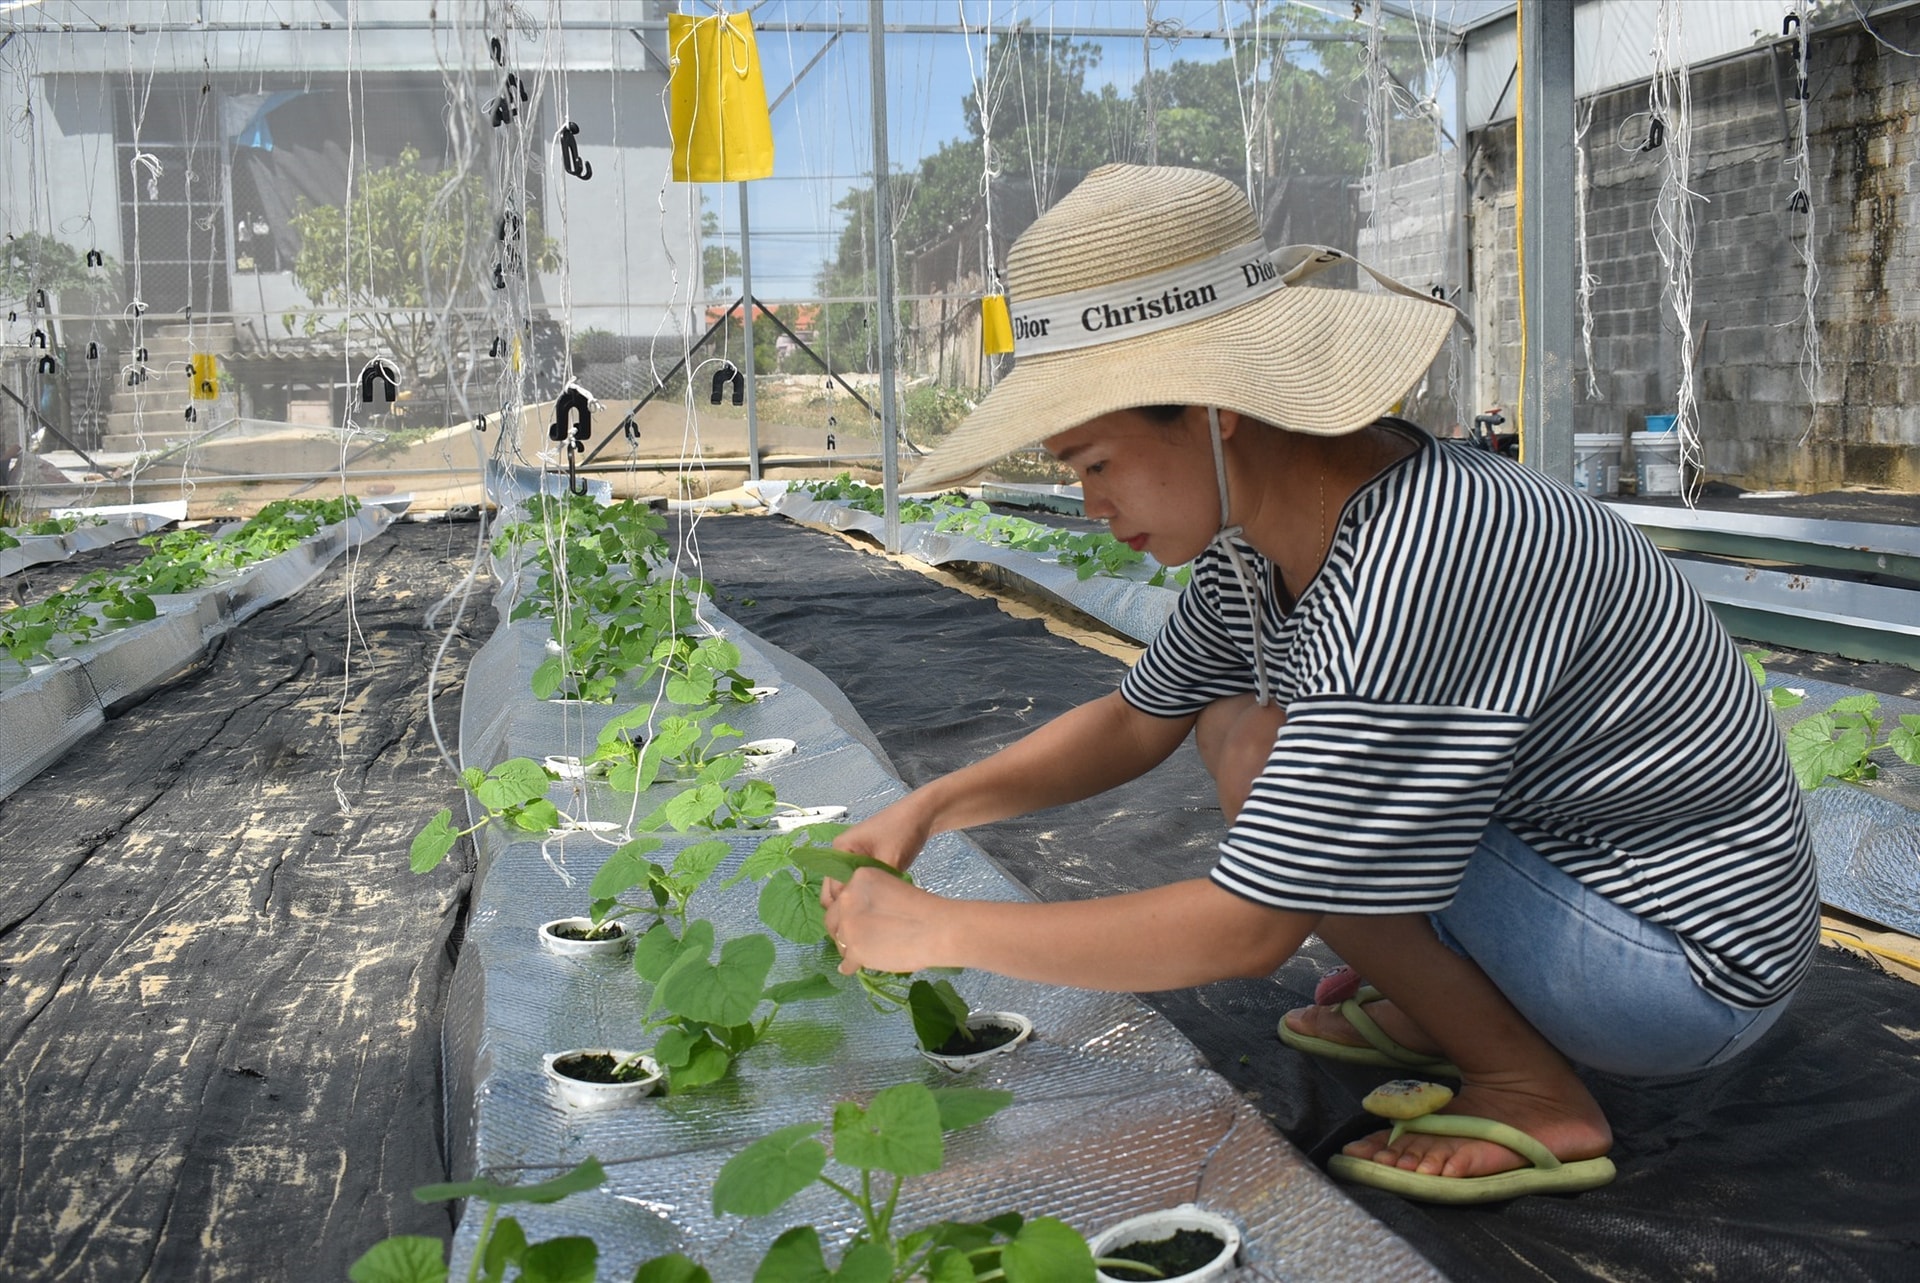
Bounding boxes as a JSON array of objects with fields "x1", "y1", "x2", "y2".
[{"x1": 1044, "y1": 407, "x2": 1224, "y2": 567}]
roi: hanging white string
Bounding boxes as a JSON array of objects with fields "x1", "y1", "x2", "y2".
[
  {"x1": 1574, "y1": 95, "x2": 1601, "y2": 401},
  {"x1": 1649, "y1": 0, "x2": 1702, "y2": 503},
  {"x1": 1789, "y1": 0, "x2": 1823, "y2": 446}
]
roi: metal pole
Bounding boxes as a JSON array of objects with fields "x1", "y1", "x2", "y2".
[
  {"x1": 1519, "y1": 0, "x2": 1575, "y2": 483},
  {"x1": 1452, "y1": 36, "x2": 1475, "y2": 435},
  {"x1": 867, "y1": 0, "x2": 900, "y2": 552},
  {"x1": 738, "y1": 183, "x2": 761, "y2": 482}
]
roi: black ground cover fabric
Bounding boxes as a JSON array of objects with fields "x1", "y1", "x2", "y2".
[
  {"x1": 0, "y1": 519, "x2": 486, "y2": 1281},
  {"x1": 691, "y1": 512, "x2": 1920, "y2": 1283}
]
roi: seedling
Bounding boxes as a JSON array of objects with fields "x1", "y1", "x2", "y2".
[
  {"x1": 347, "y1": 1156, "x2": 606, "y2": 1283},
  {"x1": 1745, "y1": 653, "x2": 1920, "y2": 788},
  {"x1": 411, "y1": 758, "x2": 562, "y2": 873},
  {"x1": 711, "y1": 1082, "x2": 1109, "y2": 1282}
]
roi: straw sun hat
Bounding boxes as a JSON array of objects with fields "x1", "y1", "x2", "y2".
[{"x1": 908, "y1": 164, "x2": 1463, "y2": 491}]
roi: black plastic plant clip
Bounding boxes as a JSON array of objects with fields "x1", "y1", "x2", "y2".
[
  {"x1": 37, "y1": 354, "x2": 56, "y2": 374},
  {"x1": 490, "y1": 35, "x2": 504, "y2": 66},
  {"x1": 549, "y1": 385, "x2": 592, "y2": 445},
  {"x1": 359, "y1": 358, "x2": 400, "y2": 404},
  {"x1": 489, "y1": 73, "x2": 529, "y2": 127},
  {"x1": 86, "y1": 341, "x2": 98, "y2": 359},
  {"x1": 566, "y1": 440, "x2": 588, "y2": 496},
  {"x1": 473, "y1": 416, "x2": 488, "y2": 433},
  {"x1": 86, "y1": 249, "x2": 103, "y2": 268},
  {"x1": 621, "y1": 413, "x2": 640, "y2": 444},
  {"x1": 498, "y1": 210, "x2": 521, "y2": 242},
  {"x1": 493, "y1": 263, "x2": 508, "y2": 290},
  {"x1": 185, "y1": 406, "x2": 196, "y2": 422},
  {"x1": 732, "y1": 369, "x2": 745, "y2": 406},
  {"x1": 825, "y1": 431, "x2": 836, "y2": 451},
  {"x1": 30, "y1": 329, "x2": 46, "y2": 349},
  {"x1": 489, "y1": 336, "x2": 503, "y2": 357},
  {"x1": 1639, "y1": 117, "x2": 1666, "y2": 152},
  {"x1": 560, "y1": 122, "x2": 592, "y2": 180},
  {"x1": 1788, "y1": 189, "x2": 1810, "y2": 213},
  {"x1": 710, "y1": 364, "x2": 739, "y2": 405},
  {"x1": 34, "y1": 289, "x2": 48, "y2": 309},
  {"x1": 136, "y1": 346, "x2": 148, "y2": 363}
]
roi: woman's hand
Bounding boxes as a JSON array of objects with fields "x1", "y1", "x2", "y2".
[
  {"x1": 830, "y1": 797, "x2": 933, "y2": 875},
  {"x1": 821, "y1": 868, "x2": 949, "y2": 975}
]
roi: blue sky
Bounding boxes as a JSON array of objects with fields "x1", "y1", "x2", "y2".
[{"x1": 705, "y1": 1, "x2": 1329, "y2": 297}]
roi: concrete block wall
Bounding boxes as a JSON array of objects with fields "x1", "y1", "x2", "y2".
[{"x1": 1437, "y1": 10, "x2": 1920, "y2": 492}]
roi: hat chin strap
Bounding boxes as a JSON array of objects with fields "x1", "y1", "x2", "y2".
[{"x1": 1206, "y1": 406, "x2": 1273, "y2": 708}]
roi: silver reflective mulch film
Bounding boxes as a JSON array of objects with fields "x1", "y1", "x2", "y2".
[
  {"x1": 0, "y1": 506, "x2": 181, "y2": 580},
  {"x1": 442, "y1": 513, "x2": 1445, "y2": 1282}
]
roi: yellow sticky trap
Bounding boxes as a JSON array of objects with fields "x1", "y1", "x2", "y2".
[
  {"x1": 189, "y1": 353, "x2": 219, "y2": 400},
  {"x1": 511, "y1": 335, "x2": 523, "y2": 374},
  {"x1": 981, "y1": 295, "x2": 1014, "y2": 356},
  {"x1": 668, "y1": 12, "x2": 775, "y2": 182}
]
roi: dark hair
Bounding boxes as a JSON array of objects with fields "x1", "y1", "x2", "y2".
[{"x1": 1136, "y1": 404, "x2": 1187, "y2": 422}]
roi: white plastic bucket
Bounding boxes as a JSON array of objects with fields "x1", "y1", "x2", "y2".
[
  {"x1": 1572, "y1": 434, "x2": 1621, "y2": 497},
  {"x1": 1631, "y1": 431, "x2": 1683, "y2": 497}
]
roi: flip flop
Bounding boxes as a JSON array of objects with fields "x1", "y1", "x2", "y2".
[
  {"x1": 1277, "y1": 986, "x2": 1461, "y2": 1078},
  {"x1": 1327, "y1": 1080, "x2": 1616, "y2": 1205}
]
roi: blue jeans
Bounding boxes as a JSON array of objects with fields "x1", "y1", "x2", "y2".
[{"x1": 1430, "y1": 822, "x2": 1796, "y2": 1077}]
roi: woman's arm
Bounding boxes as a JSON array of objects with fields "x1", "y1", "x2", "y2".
[
  {"x1": 833, "y1": 690, "x2": 1196, "y2": 871},
  {"x1": 821, "y1": 872, "x2": 1317, "y2": 992}
]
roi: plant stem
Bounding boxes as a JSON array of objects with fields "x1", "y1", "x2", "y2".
[{"x1": 465, "y1": 1203, "x2": 498, "y2": 1283}]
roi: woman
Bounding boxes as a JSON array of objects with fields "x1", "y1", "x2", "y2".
[{"x1": 820, "y1": 165, "x2": 1818, "y2": 1204}]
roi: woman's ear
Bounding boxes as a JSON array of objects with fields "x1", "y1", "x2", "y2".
[{"x1": 1191, "y1": 406, "x2": 1242, "y2": 440}]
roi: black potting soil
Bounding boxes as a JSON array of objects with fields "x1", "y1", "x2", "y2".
[
  {"x1": 549, "y1": 921, "x2": 623, "y2": 942},
  {"x1": 932, "y1": 1020, "x2": 1020, "y2": 1057},
  {"x1": 554, "y1": 1052, "x2": 652, "y2": 1084},
  {"x1": 689, "y1": 512, "x2": 1920, "y2": 1283},
  {"x1": 1100, "y1": 1228, "x2": 1227, "y2": 1279},
  {"x1": 0, "y1": 516, "x2": 490, "y2": 1281}
]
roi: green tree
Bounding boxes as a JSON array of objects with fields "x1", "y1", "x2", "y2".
[
  {"x1": 288, "y1": 146, "x2": 554, "y2": 383},
  {"x1": 0, "y1": 232, "x2": 111, "y2": 306}
]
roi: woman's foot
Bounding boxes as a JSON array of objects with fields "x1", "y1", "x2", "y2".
[
  {"x1": 1284, "y1": 995, "x2": 1444, "y2": 1059},
  {"x1": 1342, "y1": 1079, "x2": 1614, "y2": 1178},
  {"x1": 1286, "y1": 999, "x2": 1612, "y2": 1176}
]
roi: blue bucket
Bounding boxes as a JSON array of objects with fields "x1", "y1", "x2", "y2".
[{"x1": 1644, "y1": 413, "x2": 1678, "y2": 434}]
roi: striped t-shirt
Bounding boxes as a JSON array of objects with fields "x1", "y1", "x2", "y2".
[{"x1": 1120, "y1": 422, "x2": 1819, "y2": 1007}]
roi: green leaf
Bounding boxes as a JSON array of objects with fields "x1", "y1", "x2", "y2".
[
  {"x1": 409, "y1": 810, "x2": 459, "y2": 873},
  {"x1": 712, "y1": 1124, "x2": 827, "y2": 1217},
  {"x1": 590, "y1": 839, "x2": 666, "y2": 904},
  {"x1": 347, "y1": 1236, "x2": 448, "y2": 1283},
  {"x1": 759, "y1": 872, "x2": 828, "y2": 944},
  {"x1": 651, "y1": 1025, "x2": 699, "y2": 1071},
  {"x1": 999, "y1": 1216, "x2": 1095, "y2": 1283},
  {"x1": 656, "y1": 932, "x2": 776, "y2": 1026},
  {"x1": 531, "y1": 656, "x2": 567, "y2": 700},
  {"x1": 924, "y1": 1247, "x2": 976, "y2": 1283},
  {"x1": 831, "y1": 1082, "x2": 944, "y2": 1177},
  {"x1": 1742, "y1": 652, "x2": 1767, "y2": 684},
  {"x1": 461, "y1": 767, "x2": 487, "y2": 791},
  {"x1": 763, "y1": 973, "x2": 839, "y2": 1005},
  {"x1": 633, "y1": 921, "x2": 685, "y2": 983},
  {"x1": 729, "y1": 779, "x2": 779, "y2": 820},
  {"x1": 1830, "y1": 693, "x2": 1881, "y2": 716},
  {"x1": 831, "y1": 1242, "x2": 893, "y2": 1283},
  {"x1": 729, "y1": 832, "x2": 797, "y2": 887},
  {"x1": 632, "y1": 1255, "x2": 713, "y2": 1283},
  {"x1": 512, "y1": 799, "x2": 561, "y2": 833},
  {"x1": 1787, "y1": 714, "x2": 1864, "y2": 789},
  {"x1": 474, "y1": 758, "x2": 552, "y2": 811},
  {"x1": 413, "y1": 1158, "x2": 606, "y2": 1206},
  {"x1": 519, "y1": 1237, "x2": 598, "y2": 1283},
  {"x1": 667, "y1": 673, "x2": 716, "y2": 706},
  {"x1": 909, "y1": 979, "x2": 970, "y2": 1053},
  {"x1": 1892, "y1": 717, "x2": 1920, "y2": 767},
  {"x1": 482, "y1": 1217, "x2": 527, "y2": 1281},
  {"x1": 1769, "y1": 686, "x2": 1805, "y2": 710},
  {"x1": 929, "y1": 1086, "x2": 1014, "y2": 1134},
  {"x1": 751, "y1": 1226, "x2": 831, "y2": 1283},
  {"x1": 671, "y1": 839, "x2": 731, "y2": 885},
  {"x1": 791, "y1": 849, "x2": 905, "y2": 885},
  {"x1": 663, "y1": 784, "x2": 727, "y2": 832},
  {"x1": 667, "y1": 1036, "x2": 733, "y2": 1091}
]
